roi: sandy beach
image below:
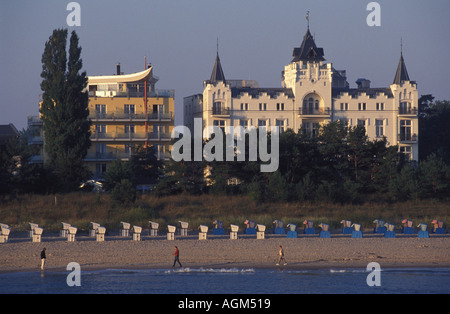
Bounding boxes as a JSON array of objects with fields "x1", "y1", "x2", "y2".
[{"x1": 1, "y1": 231, "x2": 449, "y2": 273}]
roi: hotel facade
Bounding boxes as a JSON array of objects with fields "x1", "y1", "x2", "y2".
[{"x1": 184, "y1": 25, "x2": 419, "y2": 161}]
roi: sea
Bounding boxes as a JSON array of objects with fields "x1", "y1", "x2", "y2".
[{"x1": 0, "y1": 267, "x2": 449, "y2": 295}]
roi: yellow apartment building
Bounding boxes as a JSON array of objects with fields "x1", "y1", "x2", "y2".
[{"x1": 86, "y1": 63, "x2": 174, "y2": 178}]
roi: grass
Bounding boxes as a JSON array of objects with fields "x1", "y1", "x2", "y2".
[{"x1": 0, "y1": 192, "x2": 449, "y2": 232}]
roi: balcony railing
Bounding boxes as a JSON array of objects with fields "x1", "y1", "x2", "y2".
[
  {"x1": 212, "y1": 107, "x2": 231, "y2": 116},
  {"x1": 89, "y1": 89, "x2": 175, "y2": 98},
  {"x1": 91, "y1": 132, "x2": 172, "y2": 142},
  {"x1": 398, "y1": 133, "x2": 418, "y2": 142},
  {"x1": 398, "y1": 107, "x2": 418, "y2": 115},
  {"x1": 89, "y1": 112, "x2": 173, "y2": 121},
  {"x1": 298, "y1": 107, "x2": 331, "y2": 116}
]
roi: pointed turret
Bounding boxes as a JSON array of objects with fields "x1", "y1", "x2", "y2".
[
  {"x1": 292, "y1": 28, "x2": 325, "y2": 62},
  {"x1": 393, "y1": 52, "x2": 410, "y2": 84},
  {"x1": 209, "y1": 52, "x2": 226, "y2": 84}
]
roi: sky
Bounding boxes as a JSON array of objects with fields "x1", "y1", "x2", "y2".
[{"x1": 1, "y1": 0, "x2": 450, "y2": 130}]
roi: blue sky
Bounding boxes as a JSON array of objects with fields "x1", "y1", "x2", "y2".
[{"x1": 1, "y1": 0, "x2": 449, "y2": 130}]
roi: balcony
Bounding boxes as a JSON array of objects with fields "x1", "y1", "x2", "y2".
[
  {"x1": 89, "y1": 112, "x2": 173, "y2": 122},
  {"x1": 91, "y1": 132, "x2": 172, "y2": 142},
  {"x1": 298, "y1": 107, "x2": 331, "y2": 117},
  {"x1": 212, "y1": 107, "x2": 230, "y2": 117},
  {"x1": 398, "y1": 107, "x2": 418, "y2": 116},
  {"x1": 88, "y1": 89, "x2": 175, "y2": 99},
  {"x1": 398, "y1": 133, "x2": 418, "y2": 143}
]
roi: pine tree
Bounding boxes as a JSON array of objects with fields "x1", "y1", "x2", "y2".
[{"x1": 40, "y1": 29, "x2": 91, "y2": 191}]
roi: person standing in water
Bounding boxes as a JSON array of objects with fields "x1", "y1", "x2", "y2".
[
  {"x1": 173, "y1": 246, "x2": 182, "y2": 268},
  {"x1": 276, "y1": 245, "x2": 287, "y2": 266}
]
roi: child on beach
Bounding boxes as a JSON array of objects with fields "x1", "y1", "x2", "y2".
[
  {"x1": 276, "y1": 245, "x2": 287, "y2": 266},
  {"x1": 173, "y1": 246, "x2": 182, "y2": 268}
]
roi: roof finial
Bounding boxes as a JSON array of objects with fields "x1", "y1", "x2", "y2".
[
  {"x1": 400, "y1": 37, "x2": 403, "y2": 55},
  {"x1": 306, "y1": 11, "x2": 310, "y2": 29},
  {"x1": 217, "y1": 37, "x2": 219, "y2": 56}
]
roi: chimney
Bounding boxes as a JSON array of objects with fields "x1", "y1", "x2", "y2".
[
  {"x1": 116, "y1": 63, "x2": 121, "y2": 75},
  {"x1": 356, "y1": 78, "x2": 371, "y2": 89}
]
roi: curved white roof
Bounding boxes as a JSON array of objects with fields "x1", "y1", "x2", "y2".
[{"x1": 88, "y1": 67, "x2": 152, "y2": 84}]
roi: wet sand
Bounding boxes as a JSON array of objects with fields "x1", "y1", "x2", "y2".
[{"x1": 1, "y1": 232, "x2": 449, "y2": 273}]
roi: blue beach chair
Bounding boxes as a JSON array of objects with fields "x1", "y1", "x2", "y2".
[
  {"x1": 273, "y1": 220, "x2": 285, "y2": 235},
  {"x1": 212, "y1": 220, "x2": 225, "y2": 235},
  {"x1": 351, "y1": 223, "x2": 363, "y2": 238},
  {"x1": 402, "y1": 219, "x2": 415, "y2": 234},
  {"x1": 384, "y1": 222, "x2": 396, "y2": 238},
  {"x1": 303, "y1": 220, "x2": 316, "y2": 235},
  {"x1": 244, "y1": 220, "x2": 256, "y2": 235},
  {"x1": 373, "y1": 219, "x2": 387, "y2": 234},
  {"x1": 432, "y1": 220, "x2": 446, "y2": 234},
  {"x1": 286, "y1": 223, "x2": 297, "y2": 238},
  {"x1": 341, "y1": 220, "x2": 353, "y2": 234},
  {"x1": 417, "y1": 223, "x2": 429, "y2": 238},
  {"x1": 319, "y1": 223, "x2": 330, "y2": 238}
]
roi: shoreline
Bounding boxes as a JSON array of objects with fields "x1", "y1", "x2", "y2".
[{"x1": 1, "y1": 234, "x2": 449, "y2": 274}]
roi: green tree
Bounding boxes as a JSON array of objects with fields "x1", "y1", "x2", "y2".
[{"x1": 39, "y1": 29, "x2": 91, "y2": 191}]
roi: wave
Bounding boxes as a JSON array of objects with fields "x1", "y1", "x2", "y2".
[{"x1": 164, "y1": 267, "x2": 255, "y2": 274}]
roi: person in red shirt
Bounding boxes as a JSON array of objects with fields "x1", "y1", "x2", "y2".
[{"x1": 173, "y1": 246, "x2": 182, "y2": 268}]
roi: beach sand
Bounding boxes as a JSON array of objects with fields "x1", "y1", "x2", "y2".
[{"x1": 1, "y1": 233, "x2": 449, "y2": 273}]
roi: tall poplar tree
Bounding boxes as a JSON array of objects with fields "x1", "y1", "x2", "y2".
[{"x1": 40, "y1": 29, "x2": 91, "y2": 191}]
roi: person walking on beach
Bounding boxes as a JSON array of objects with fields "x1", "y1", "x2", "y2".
[
  {"x1": 40, "y1": 248, "x2": 46, "y2": 270},
  {"x1": 276, "y1": 245, "x2": 287, "y2": 266},
  {"x1": 173, "y1": 246, "x2": 182, "y2": 268}
]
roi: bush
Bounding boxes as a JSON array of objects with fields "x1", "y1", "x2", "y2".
[{"x1": 111, "y1": 179, "x2": 136, "y2": 204}]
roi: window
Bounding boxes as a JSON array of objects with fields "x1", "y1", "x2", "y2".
[
  {"x1": 358, "y1": 103, "x2": 366, "y2": 111},
  {"x1": 375, "y1": 119, "x2": 384, "y2": 137},
  {"x1": 125, "y1": 124, "x2": 135, "y2": 134},
  {"x1": 124, "y1": 144, "x2": 134, "y2": 156},
  {"x1": 124, "y1": 104, "x2": 135, "y2": 115},
  {"x1": 399, "y1": 146, "x2": 412, "y2": 161},
  {"x1": 96, "y1": 143, "x2": 106, "y2": 156},
  {"x1": 277, "y1": 103, "x2": 284, "y2": 111},
  {"x1": 400, "y1": 120, "x2": 412, "y2": 141},
  {"x1": 95, "y1": 163, "x2": 107, "y2": 178},
  {"x1": 95, "y1": 104, "x2": 106, "y2": 117},
  {"x1": 242, "y1": 119, "x2": 250, "y2": 129},
  {"x1": 376, "y1": 103, "x2": 384, "y2": 111},
  {"x1": 259, "y1": 103, "x2": 267, "y2": 111},
  {"x1": 357, "y1": 119, "x2": 366, "y2": 129},
  {"x1": 400, "y1": 102, "x2": 411, "y2": 114},
  {"x1": 276, "y1": 119, "x2": 285, "y2": 133},
  {"x1": 96, "y1": 124, "x2": 106, "y2": 134},
  {"x1": 258, "y1": 119, "x2": 266, "y2": 128},
  {"x1": 240, "y1": 103, "x2": 248, "y2": 111},
  {"x1": 213, "y1": 120, "x2": 225, "y2": 134}
]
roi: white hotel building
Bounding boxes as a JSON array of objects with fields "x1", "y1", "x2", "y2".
[{"x1": 184, "y1": 25, "x2": 419, "y2": 161}]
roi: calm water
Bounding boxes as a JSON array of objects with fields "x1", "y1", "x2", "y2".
[{"x1": 0, "y1": 267, "x2": 449, "y2": 294}]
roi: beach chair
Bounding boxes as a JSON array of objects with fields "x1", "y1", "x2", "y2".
[
  {"x1": 319, "y1": 223, "x2": 330, "y2": 238},
  {"x1": 32, "y1": 227, "x2": 43, "y2": 242},
  {"x1": 286, "y1": 223, "x2": 298, "y2": 238},
  {"x1": 273, "y1": 220, "x2": 285, "y2": 235},
  {"x1": 149, "y1": 221, "x2": 159, "y2": 236},
  {"x1": 167, "y1": 225, "x2": 176, "y2": 240},
  {"x1": 178, "y1": 221, "x2": 189, "y2": 236},
  {"x1": 303, "y1": 220, "x2": 316, "y2": 235},
  {"x1": 256, "y1": 224, "x2": 266, "y2": 239},
  {"x1": 96, "y1": 226, "x2": 106, "y2": 242},
  {"x1": 0, "y1": 224, "x2": 11, "y2": 243},
  {"x1": 402, "y1": 219, "x2": 415, "y2": 234},
  {"x1": 67, "y1": 226, "x2": 77, "y2": 242},
  {"x1": 199, "y1": 225, "x2": 208, "y2": 240},
  {"x1": 28, "y1": 223, "x2": 39, "y2": 238},
  {"x1": 341, "y1": 220, "x2": 353, "y2": 234},
  {"x1": 61, "y1": 222, "x2": 71, "y2": 238},
  {"x1": 431, "y1": 220, "x2": 445, "y2": 234},
  {"x1": 230, "y1": 224, "x2": 239, "y2": 240},
  {"x1": 384, "y1": 222, "x2": 396, "y2": 238},
  {"x1": 373, "y1": 219, "x2": 386, "y2": 234},
  {"x1": 351, "y1": 223, "x2": 363, "y2": 238},
  {"x1": 120, "y1": 222, "x2": 131, "y2": 237},
  {"x1": 417, "y1": 223, "x2": 429, "y2": 238},
  {"x1": 132, "y1": 225, "x2": 142, "y2": 241},
  {"x1": 244, "y1": 220, "x2": 256, "y2": 235},
  {"x1": 212, "y1": 220, "x2": 224, "y2": 235},
  {"x1": 89, "y1": 222, "x2": 100, "y2": 237}
]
